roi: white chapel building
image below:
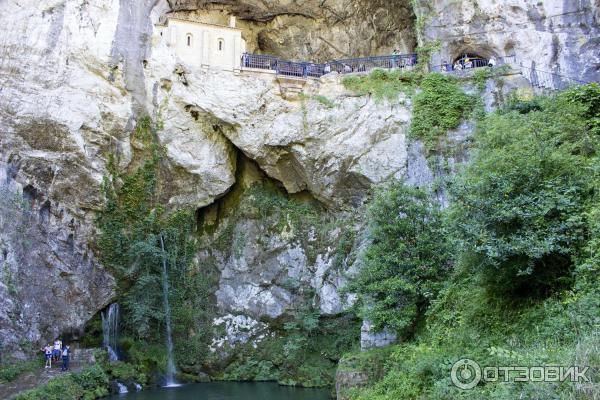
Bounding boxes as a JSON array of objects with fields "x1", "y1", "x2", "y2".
[{"x1": 156, "y1": 15, "x2": 247, "y2": 72}]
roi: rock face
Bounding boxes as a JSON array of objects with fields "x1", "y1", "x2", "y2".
[
  {"x1": 0, "y1": 168, "x2": 114, "y2": 358},
  {"x1": 360, "y1": 320, "x2": 397, "y2": 351},
  {"x1": 0, "y1": 0, "x2": 595, "y2": 360},
  {"x1": 196, "y1": 157, "x2": 361, "y2": 323},
  {"x1": 0, "y1": 0, "x2": 414, "y2": 355},
  {"x1": 167, "y1": 0, "x2": 417, "y2": 61},
  {"x1": 419, "y1": 0, "x2": 600, "y2": 83},
  {"x1": 146, "y1": 40, "x2": 413, "y2": 205}
]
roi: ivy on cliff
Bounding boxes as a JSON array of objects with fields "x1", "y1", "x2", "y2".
[{"x1": 342, "y1": 69, "x2": 423, "y2": 102}]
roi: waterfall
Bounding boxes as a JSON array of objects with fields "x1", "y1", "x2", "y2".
[
  {"x1": 101, "y1": 303, "x2": 120, "y2": 361},
  {"x1": 116, "y1": 382, "x2": 129, "y2": 394},
  {"x1": 160, "y1": 233, "x2": 178, "y2": 387}
]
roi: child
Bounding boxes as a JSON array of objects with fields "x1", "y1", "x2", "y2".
[
  {"x1": 42, "y1": 344, "x2": 52, "y2": 368},
  {"x1": 61, "y1": 345, "x2": 71, "y2": 372}
]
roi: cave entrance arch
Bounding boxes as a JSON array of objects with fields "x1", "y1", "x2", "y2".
[{"x1": 452, "y1": 52, "x2": 489, "y2": 70}]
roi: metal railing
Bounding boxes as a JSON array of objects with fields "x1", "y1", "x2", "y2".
[
  {"x1": 241, "y1": 53, "x2": 279, "y2": 70},
  {"x1": 329, "y1": 54, "x2": 418, "y2": 74},
  {"x1": 241, "y1": 52, "x2": 418, "y2": 79},
  {"x1": 519, "y1": 64, "x2": 588, "y2": 91},
  {"x1": 242, "y1": 52, "x2": 594, "y2": 90},
  {"x1": 430, "y1": 55, "x2": 517, "y2": 73}
]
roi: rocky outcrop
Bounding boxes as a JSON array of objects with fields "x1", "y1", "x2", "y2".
[
  {"x1": 146, "y1": 36, "x2": 413, "y2": 205},
  {"x1": 335, "y1": 348, "x2": 392, "y2": 400},
  {"x1": 360, "y1": 320, "x2": 397, "y2": 351},
  {"x1": 196, "y1": 156, "x2": 361, "y2": 323},
  {"x1": 419, "y1": 0, "x2": 600, "y2": 83}
]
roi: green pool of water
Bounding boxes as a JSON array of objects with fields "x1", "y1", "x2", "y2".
[{"x1": 109, "y1": 382, "x2": 332, "y2": 400}]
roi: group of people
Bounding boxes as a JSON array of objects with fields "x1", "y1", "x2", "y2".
[
  {"x1": 444, "y1": 55, "x2": 497, "y2": 71},
  {"x1": 42, "y1": 339, "x2": 71, "y2": 371}
]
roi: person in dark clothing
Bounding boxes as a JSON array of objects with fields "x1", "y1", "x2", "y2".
[{"x1": 61, "y1": 345, "x2": 71, "y2": 371}]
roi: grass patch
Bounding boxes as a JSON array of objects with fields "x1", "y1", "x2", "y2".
[
  {"x1": 312, "y1": 95, "x2": 336, "y2": 109},
  {"x1": 342, "y1": 69, "x2": 422, "y2": 102},
  {"x1": 0, "y1": 360, "x2": 41, "y2": 383}
]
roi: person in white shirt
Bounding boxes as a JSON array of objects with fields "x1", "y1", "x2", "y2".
[{"x1": 53, "y1": 340, "x2": 62, "y2": 362}]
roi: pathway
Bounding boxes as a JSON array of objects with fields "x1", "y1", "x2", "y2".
[{"x1": 0, "y1": 349, "x2": 99, "y2": 400}]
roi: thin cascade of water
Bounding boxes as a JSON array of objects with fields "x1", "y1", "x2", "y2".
[
  {"x1": 160, "y1": 233, "x2": 178, "y2": 387},
  {"x1": 116, "y1": 382, "x2": 128, "y2": 394},
  {"x1": 101, "y1": 303, "x2": 120, "y2": 361}
]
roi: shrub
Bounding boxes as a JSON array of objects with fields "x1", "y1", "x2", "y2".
[
  {"x1": 342, "y1": 69, "x2": 422, "y2": 102},
  {"x1": 0, "y1": 360, "x2": 40, "y2": 383},
  {"x1": 14, "y1": 365, "x2": 109, "y2": 400},
  {"x1": 409, "y1": 73, "x2": 474, "y2": 152}
]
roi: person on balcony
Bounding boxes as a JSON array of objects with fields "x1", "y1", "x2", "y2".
[
  {"x1": 464, "y1": 57, "x2": 473, "y2": 69},
  {"x1": 488, "y1": 57, "x2": 496, "y2": 68}
]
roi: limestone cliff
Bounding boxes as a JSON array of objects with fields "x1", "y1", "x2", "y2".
[
  {"x1": 0, "y1": 0, "x2": 597, "y2": 359},
  {"x1": 0, "y1": 0, "x2": 414, "y2": 355}
]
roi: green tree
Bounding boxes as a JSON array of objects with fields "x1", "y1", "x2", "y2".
[
  {"x1": 448, "y1": 84, "x2": 599, "y2": 297},
  {"x1": 348, "y1": 182, "x2": 450, "y2": 336}
]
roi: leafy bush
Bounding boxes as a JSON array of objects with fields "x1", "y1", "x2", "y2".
[
  {"x1": 347, "y1": 182, "x2": 450, "y2": 336},
  {"x1": 409, "y1": 73, "x2": 474, "y2": 152},
  {"x1": 106, "y1": 361, "x2": 147, "y2": 384},
  {"x1": 14, "y1": 365, "x2": 109, "y2": 400},
  {"x1": 448, "y1": 86, "x2": 598, "y2": 297}
]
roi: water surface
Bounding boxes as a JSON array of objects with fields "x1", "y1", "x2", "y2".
[{"x1": 110, "y1": 382, "x2": 332, "y2": 400}]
